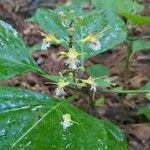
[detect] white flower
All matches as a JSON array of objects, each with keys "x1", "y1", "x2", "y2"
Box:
[
  {"x1": 82, "y1": 77, "x2": 97, "y2": 92},
  {"x1": 64, "y1": 58, "x2": 80, "y2": 69},
  {"x1": 80, "y1": 33, "x2": 101, "y2": 51},
  {"x1": 60, "y1": 113, "x2": 73, "y2": 129},
  {"x1": 41, "y1": 40, "x2": 50, "y2": 50},
  {"x1": 55, "y1": 87, "x2": 66, "y2": 96},
  {"x1": 55, "y1": 79, "x2": 69, "y2": 97},
  {"x1": 59, "y1": 48, "x2": 81, "y2": 70},
  {"x1": 90, "y1": 83, "x2": 97, "y2": 92},
  {"x1": 40, "y1": 32, "x2": 62, "y2": 50},
  {"x1": 89, "y1": 40, "x2": 101, "y2": 51}
]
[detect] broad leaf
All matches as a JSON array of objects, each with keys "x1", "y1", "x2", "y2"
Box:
[
  {"x1": 35, "y1": 8, "x2": 67, "y2": 40},
  {"x1": 74, "y1": 9, "x2": 127, "y2": 58},
  {"x1": 0, "y1": 20, "x2": 38, "y2": 80},
  {"x1": 132, "y1": 40, "x2": 150, "y2": 52},
  {"x1": 95, "y1": 78, "x2": 112, "y2": 88},
  {"x1": 87, "y1": 64, "x2": 109, "y2": 78},
  {"x1": 92, "y1": 0, "x2": 144, "y2": 14},
  {"x1": 56, "y1": 0, "x2": 92, "y2": 16},
  {"x1": 0, "y1": 88, "x2": 127, "y2": 149},
  {"x1": 120, "y1": 12, "x2": 150, "y2": 25}
]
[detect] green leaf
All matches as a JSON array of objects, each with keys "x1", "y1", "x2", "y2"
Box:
[
  {"x1": 87, "y1": 64, "x2": 109, "y2": 78},
  {"x1": 95, "y1": 78, "x2": 112, "y2": 87},
  {"x1": 0, "y1": 20, "x2": 38, "y2": 80},
  {"x1": 74, "y1": 9, "x2": 127, "y2": 58},
  {"x1": 141, "y1": 81, "x2": 150, "y2": 90},
  {"x1": 0, "y1": 87, "x2": 127, "y2": 149},
  {"x1": 35, "y1": 8, "x2": 67, "y2": 40},
  {"x1": 92, "y1": 0, "x2": 144, "y2": 14},
  {"x1": 132, "y1": 40, "x2": 150, "y2": 52},
  {"x1": 120, "y1": 12, "x2": 150, "y2": 25},
  {"x1": 95, "y1": 97, "x2": 105, "y2": 107},
  {"x1": 137, "y1": 105, "x2": 150, "y2": 122},
  {"x1": 146, "y1": 93, "x2": 150, "y2": 101},
  {"x1": 28, "y1": 43, "x2": 42, "y2": 54},
  {"x1": 56, "y1": 0, "x2": 92, "y2": 16}
]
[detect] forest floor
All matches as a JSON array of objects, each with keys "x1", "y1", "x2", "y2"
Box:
[{"x1": 0, "y1": 0, "x2": 150, "y2": 149}]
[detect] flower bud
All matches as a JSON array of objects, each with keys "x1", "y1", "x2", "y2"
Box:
[
  {"x1": 69, "y1": 27, "x2": 75, "y2": 36},
  {"x1": 77, "y1": 16, "x2": 84, "y2": 26},
  {"x1": 69, "y1": 10, "x2": 74, "y2": 16},
  {"x1": 59, "y1": 11, "x2": 67, "y2": 27}
]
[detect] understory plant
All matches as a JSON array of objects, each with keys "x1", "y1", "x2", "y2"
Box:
[{"x1": 0, "y1": 0, "x2": 150, "y2": 149}]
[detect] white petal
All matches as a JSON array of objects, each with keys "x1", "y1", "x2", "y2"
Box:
[
  {"x1": 60, "y1": 121, "x2": 73, "y2": 130},
  {"x1": 64, "y1": 59, "x2": 80, "y2": 70},
  {"x1": 55, "y1": 88, "x2": 65, "y2": 96},
  {"x1": 90, "y1": 85, "x2": 97, "y2": 92},
  {"x1": 90, "y1": 40, "x2": 101, "y2": 51},
  {"x1": 41, "y1": 41, "x2": 50, "y2": 50}
]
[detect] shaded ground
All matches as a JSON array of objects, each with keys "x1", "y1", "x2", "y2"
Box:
[{"x1": 0, "y1": 0, "x2": 150, "y2": 149}]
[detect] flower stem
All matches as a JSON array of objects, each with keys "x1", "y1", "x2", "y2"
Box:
[{"x1": 80, "y1": 26, "x2": 85, "y2": 77}]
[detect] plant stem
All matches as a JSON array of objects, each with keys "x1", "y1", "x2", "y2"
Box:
[
  {"x1": 80, "y1": 26, "x2": 85, "y2": 77},
  {"x1": 68, "y1": 20, "x2": 74, "y2": 48},
  {"x1": 102, "y1": 89, "x2": 150, "y2": 94},
  {"x1": 92, "y1": 91, "x2": 96, "y2": 104},
  {"x1": 124, "y1": 39, "x2": 133, "y2": 89},
  {"x1": 130, "y1": 35, "x2": 150, "y2": 41}
]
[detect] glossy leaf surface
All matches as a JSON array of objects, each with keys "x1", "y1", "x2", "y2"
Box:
[
  {"x1": 35, "y1": 8, "x2": 67, "y2": 40},
  {"x1": 92, "y1": 0, "x2": 144, "y2": 14},
  {"x1": 0, "y1": 20, "x2": 37, "y2": 80},
  {"x1": 35, "y1": 7, "x2": 127, "y2": 59},
  {"x1": 0, "y1": 88, "x2": 127, "y2": 149},
  {"x1": 74, "y1": 9, "x2": 127, "y2": 58}
]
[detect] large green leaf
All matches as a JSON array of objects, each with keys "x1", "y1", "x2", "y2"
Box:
[
  {"x1": 0, "y1": 88, "x2": 127, "y2": 149},
  {"x1": 0, "y1": 20, "x2": 38, "y2": 80},
  {"x1": 92, "y1": 0, "x2": 144, "y2": 14},
  {"x1": 74, "y1": 9, "x2": 127, "y2": 58},
  {"x1": 56, "y1": 0, "x2": 92, "y2": 16},
  {"x1": 35, "y1": 7, "x2": 127, "y2": 59},
  {"x1": 35, "y1": 8, "x2": 67, "y2": 40}
]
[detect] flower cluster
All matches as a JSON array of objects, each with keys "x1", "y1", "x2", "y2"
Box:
[
  {"x1": 60, "y1": 113, "x2": 73, "y2": 129},
  {"x1": 55, "y1": 79, "x2": 69, "y2": 97},
  {"x1": 80, "y1": 33, "x2": 101, "y2": 51},
  {"x1": 41, "y1": 32, "x2": 62, "y2": 50},
  {"x1": 81, "y1": 77, "x2": 97, "y2": 92},
  {"x1": 59, "y1": 48, "x2": 80, "y2": 70}
]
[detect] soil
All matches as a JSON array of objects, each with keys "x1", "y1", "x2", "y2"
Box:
[{"x1": 0, "y1": 0, "x2": 150, "y2": 149}]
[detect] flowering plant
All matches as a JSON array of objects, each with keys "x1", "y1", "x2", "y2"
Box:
[{"x1": 0, "y1": 0, "x2": 150, "y2": 149}]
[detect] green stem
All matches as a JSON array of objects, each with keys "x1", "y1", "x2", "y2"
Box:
[
  {"x1": 102, "y1": 89, "x2": 150, "y2": 94},
  {"x1": 33, "y1": 67, "x2": 150, "y2": 95},
  {"x1": 80, "y1": 26, "x2": 85, "y2": 77}
]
